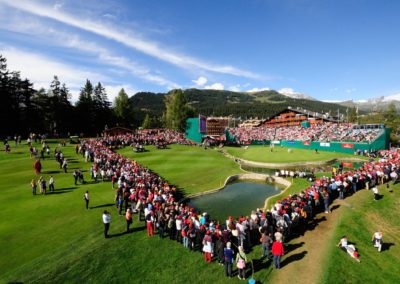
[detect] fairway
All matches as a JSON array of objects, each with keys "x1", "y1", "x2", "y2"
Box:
[{"x1": 225, "y1": 146, "x2": 363, "y2": 164}]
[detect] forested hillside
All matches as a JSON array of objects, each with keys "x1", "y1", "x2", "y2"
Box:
[{"x1": 130, "y1": 88, "x2": 352, "y2": 120}]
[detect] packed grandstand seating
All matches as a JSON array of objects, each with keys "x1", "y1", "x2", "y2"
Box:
[{"x1": 228, "y1": 122, "x2": 383, "y2": 144}]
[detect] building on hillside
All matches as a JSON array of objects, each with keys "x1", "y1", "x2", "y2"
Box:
[{"x1": 262, "y1": 107, "x2": 337, "y2": 128}]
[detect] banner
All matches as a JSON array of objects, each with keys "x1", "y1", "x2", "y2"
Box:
[
  {"x1": 302, "y1": 141, "x2": 311, "y2": 146},
  {"x1": 342, "y1": 162, "x2": 353, "y2": 168},
  {"x1": 199, "y1": 114, "x2": 207, "y2": 133},
  {"x1": 272, "y1": 140, "x2": 280, "y2": 144},
  {"x1": 287, "y1": 140, "x2": 295, "y2": 144},
  {"x1": 320, "y1": 142, "x2": 331, "y2": 147},
  {"x1": 342, "y1": 143, "x2": 354, "y2": 149}
]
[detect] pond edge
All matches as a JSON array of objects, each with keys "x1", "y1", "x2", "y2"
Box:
[{"x1": 183, "y1": 173, "x2": 291, "y2": 210}]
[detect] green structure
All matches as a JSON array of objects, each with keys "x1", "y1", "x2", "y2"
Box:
[
  {"x1": 301, "y1": 121, "x2": 311, "y2": 128},
  {"x1": 185, "y1": 118, "x2": 203, "y2": 143}
]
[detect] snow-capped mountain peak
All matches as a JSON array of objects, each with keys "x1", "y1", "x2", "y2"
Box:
[{"x1": 278, "y1": 88, "x2": 315, "y2": 100}]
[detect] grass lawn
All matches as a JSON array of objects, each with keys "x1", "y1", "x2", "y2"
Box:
[
  {"x1": 1, "y1": 141, "x2": 398, "y2": 283},
  {"x1": 0, "y1": 142, "x2": 274, "y2": 283},
  {"x1": 225, "y1": 146, "x2": 364, "y2": 164},
  {"x1": 118, "y1": 145, "x2": 242, "y2": 195},
  {"x1": 322, "y1": 184, "x2": 400, "y2": 283}
]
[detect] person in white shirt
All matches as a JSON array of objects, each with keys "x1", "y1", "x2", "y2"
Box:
[
  {"x1": 372, "y1": 186, "x2": 379, "y2": 200},
  {"x1": 84, "y1": 191, "x2": 89, "y2": 209},
  {"x1": 102, "y1": 210, "x2": 111, "y2": 238},
  {"x1": 49, "y1": 176, "x2": 55, "y2": 192},
  {"x1": 372, "y1": 230, "x2": 383, "y2": 252}
]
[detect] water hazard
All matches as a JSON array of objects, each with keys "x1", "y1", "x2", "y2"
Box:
[{"x1": 188, "y1": 181, "x2": 280, "y2": 222}]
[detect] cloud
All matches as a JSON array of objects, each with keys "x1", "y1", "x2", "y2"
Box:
[
  {"x1": 0, "y1": 0, "x2": 262, "y2": 79},
  {"x1": 246, "y1": 87, "x2": 270, "y2": 93},
  {"x1": 53, "y1": 1, "x2": 64, "y2": 11},
  {"x1": 192, "y1": 76, "x2": 208, "y2": 87},
  {"x1": 345, "y1": 88, "x2": 356, "y2": 93},
  {"x1": 0, "y1": 16, "x2": 180, "y2": 89},
  {"x1": 1, "y1": 46, "x2": 106, "y2": 94},
  {"x1": 204, "y1": 83, "x2": 224, "y2": 90},
  {"x1": 229, "y1": 85, "x2": 241, "y2": 92},
  {"x1": 105, "y1": 85, "x2": 139, "y2": 103}
]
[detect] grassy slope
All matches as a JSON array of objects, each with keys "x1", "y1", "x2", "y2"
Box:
[
  {"x1": 322, "y1": 185, "x2": 400, "y2": 283},
  {"x1": 1, "y1": 142, "x2": 275, "y2": 283},
  {"x1": 117, "y1": 145, "x2": 242, "y2": 195},
  {"x1": 225, "y1": 146, "x2": 363, "y2": 163}
]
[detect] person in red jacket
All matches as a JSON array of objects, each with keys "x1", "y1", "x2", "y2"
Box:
[
  {"x1": 272, "y1": 240, "x2": 284, "y2": 269},
  {"x1": 33, "y1": 159, "x2": 42, "y2": 175}
]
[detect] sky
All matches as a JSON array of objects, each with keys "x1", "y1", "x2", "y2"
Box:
[{"x1": 0, "y1": 0, "x2": 399, "y2": 102}]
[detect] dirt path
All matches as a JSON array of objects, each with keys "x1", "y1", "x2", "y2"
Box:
[{"x1": 266, "y1": 198, "x2": 351, "y2": 284}]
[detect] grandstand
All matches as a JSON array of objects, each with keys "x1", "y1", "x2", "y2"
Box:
[
  {"x1": 226, "y1": 122, "x2": 390, "y2": 154},
  {"x1": 223, "y1": 107, "x2": 390, "y2": 153}
]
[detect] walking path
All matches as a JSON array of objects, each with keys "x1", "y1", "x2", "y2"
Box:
[{"x1": 266, "y1": 198, "x2": 350, "y2": 284}]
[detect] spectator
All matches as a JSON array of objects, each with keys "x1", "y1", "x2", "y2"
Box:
[
  {"x1": 372, "y1": 230, "x2": 383, "y2": 252},
  {"x1": 33, "y1": 159, "x2": 41, "y2": 175},
  {"x1": 236, "y1": 246, "x2": 247, "y2": 280},
  {"x1": 125, "y1": 208, "x2": 133, "y2": 232},
  {"x1": 49, "y1": 176, "x2": 55, "y2": 192},
  {"x1": 272, "y1": 240, "x2": 284, "y2": 269},
  {"x1": 224, "y1": 242, "x2": 234, "y2": 278},
  {"x1": 31, "y1": 179, "x2": 37, "y2": 195},
  {"x1": 84, "y1": 191, "x2": 89, "y2": 209},
  {"x1": 372, "y1": 186, "x2": 379, "y2": 201},
  {"x1": 102, "y1": 210, "x2": 111, "y2": 238}
]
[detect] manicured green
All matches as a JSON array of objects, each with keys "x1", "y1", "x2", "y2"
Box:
[
  {"x1": 118, "y1": 145, "x2": 242, "y2": 195},
  {"x1": 225, "y1": 146, "x2": 364, "y2": 163},
  {"x1": 322, "y1": 184, "x2": 400, "y2": 283}
]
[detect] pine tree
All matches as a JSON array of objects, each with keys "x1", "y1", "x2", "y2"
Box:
[
  {"x1": 141, "y1": 113, "x2": 151, "y2": 129},
  {"x1": 114, "y1": 88, "x2": 134, "y2": 127},
  {"x1": 76, "y1": 79, "x2": 95, "y2": 134},
  {"x1": 164, "y1": 89, "x2": 192, "y2": 131}
]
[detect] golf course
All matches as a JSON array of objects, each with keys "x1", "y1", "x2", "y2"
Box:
[{"x1": 1, "y1": 141, "x2": 399, "y2": 283}]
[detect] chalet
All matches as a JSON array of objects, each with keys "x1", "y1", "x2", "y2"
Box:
[{"x1": 263, "y1": 107, "x2": 338, "y2": 128}]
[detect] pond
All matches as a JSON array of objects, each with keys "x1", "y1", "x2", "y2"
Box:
[{"x1": 188, "y1": 181, "x2": 281, "y2": 222}]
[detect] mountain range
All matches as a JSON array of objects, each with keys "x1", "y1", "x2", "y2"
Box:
[
  {"x1": 278, "y1": 90, "x2": 400, "y2": 113},
  {"x1": 129, "y1": 88, "x2": 355, "y2": 121}
]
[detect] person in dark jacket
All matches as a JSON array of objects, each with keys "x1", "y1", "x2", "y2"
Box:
[{"x1": 223, "y1": 242, "x2": 234, "y2": 278}]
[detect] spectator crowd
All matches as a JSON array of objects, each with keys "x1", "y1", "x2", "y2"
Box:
[
  {"x1": 80, "y1": 130, "x2": 398, "y2": 279},
  {"x1": 228, "y1": 123, "x2": 383, "y2": 144}
]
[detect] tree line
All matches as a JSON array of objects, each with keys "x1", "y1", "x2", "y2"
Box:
[{"x1": 0, "y1": 55, "x2": 137, "y2": 137}]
